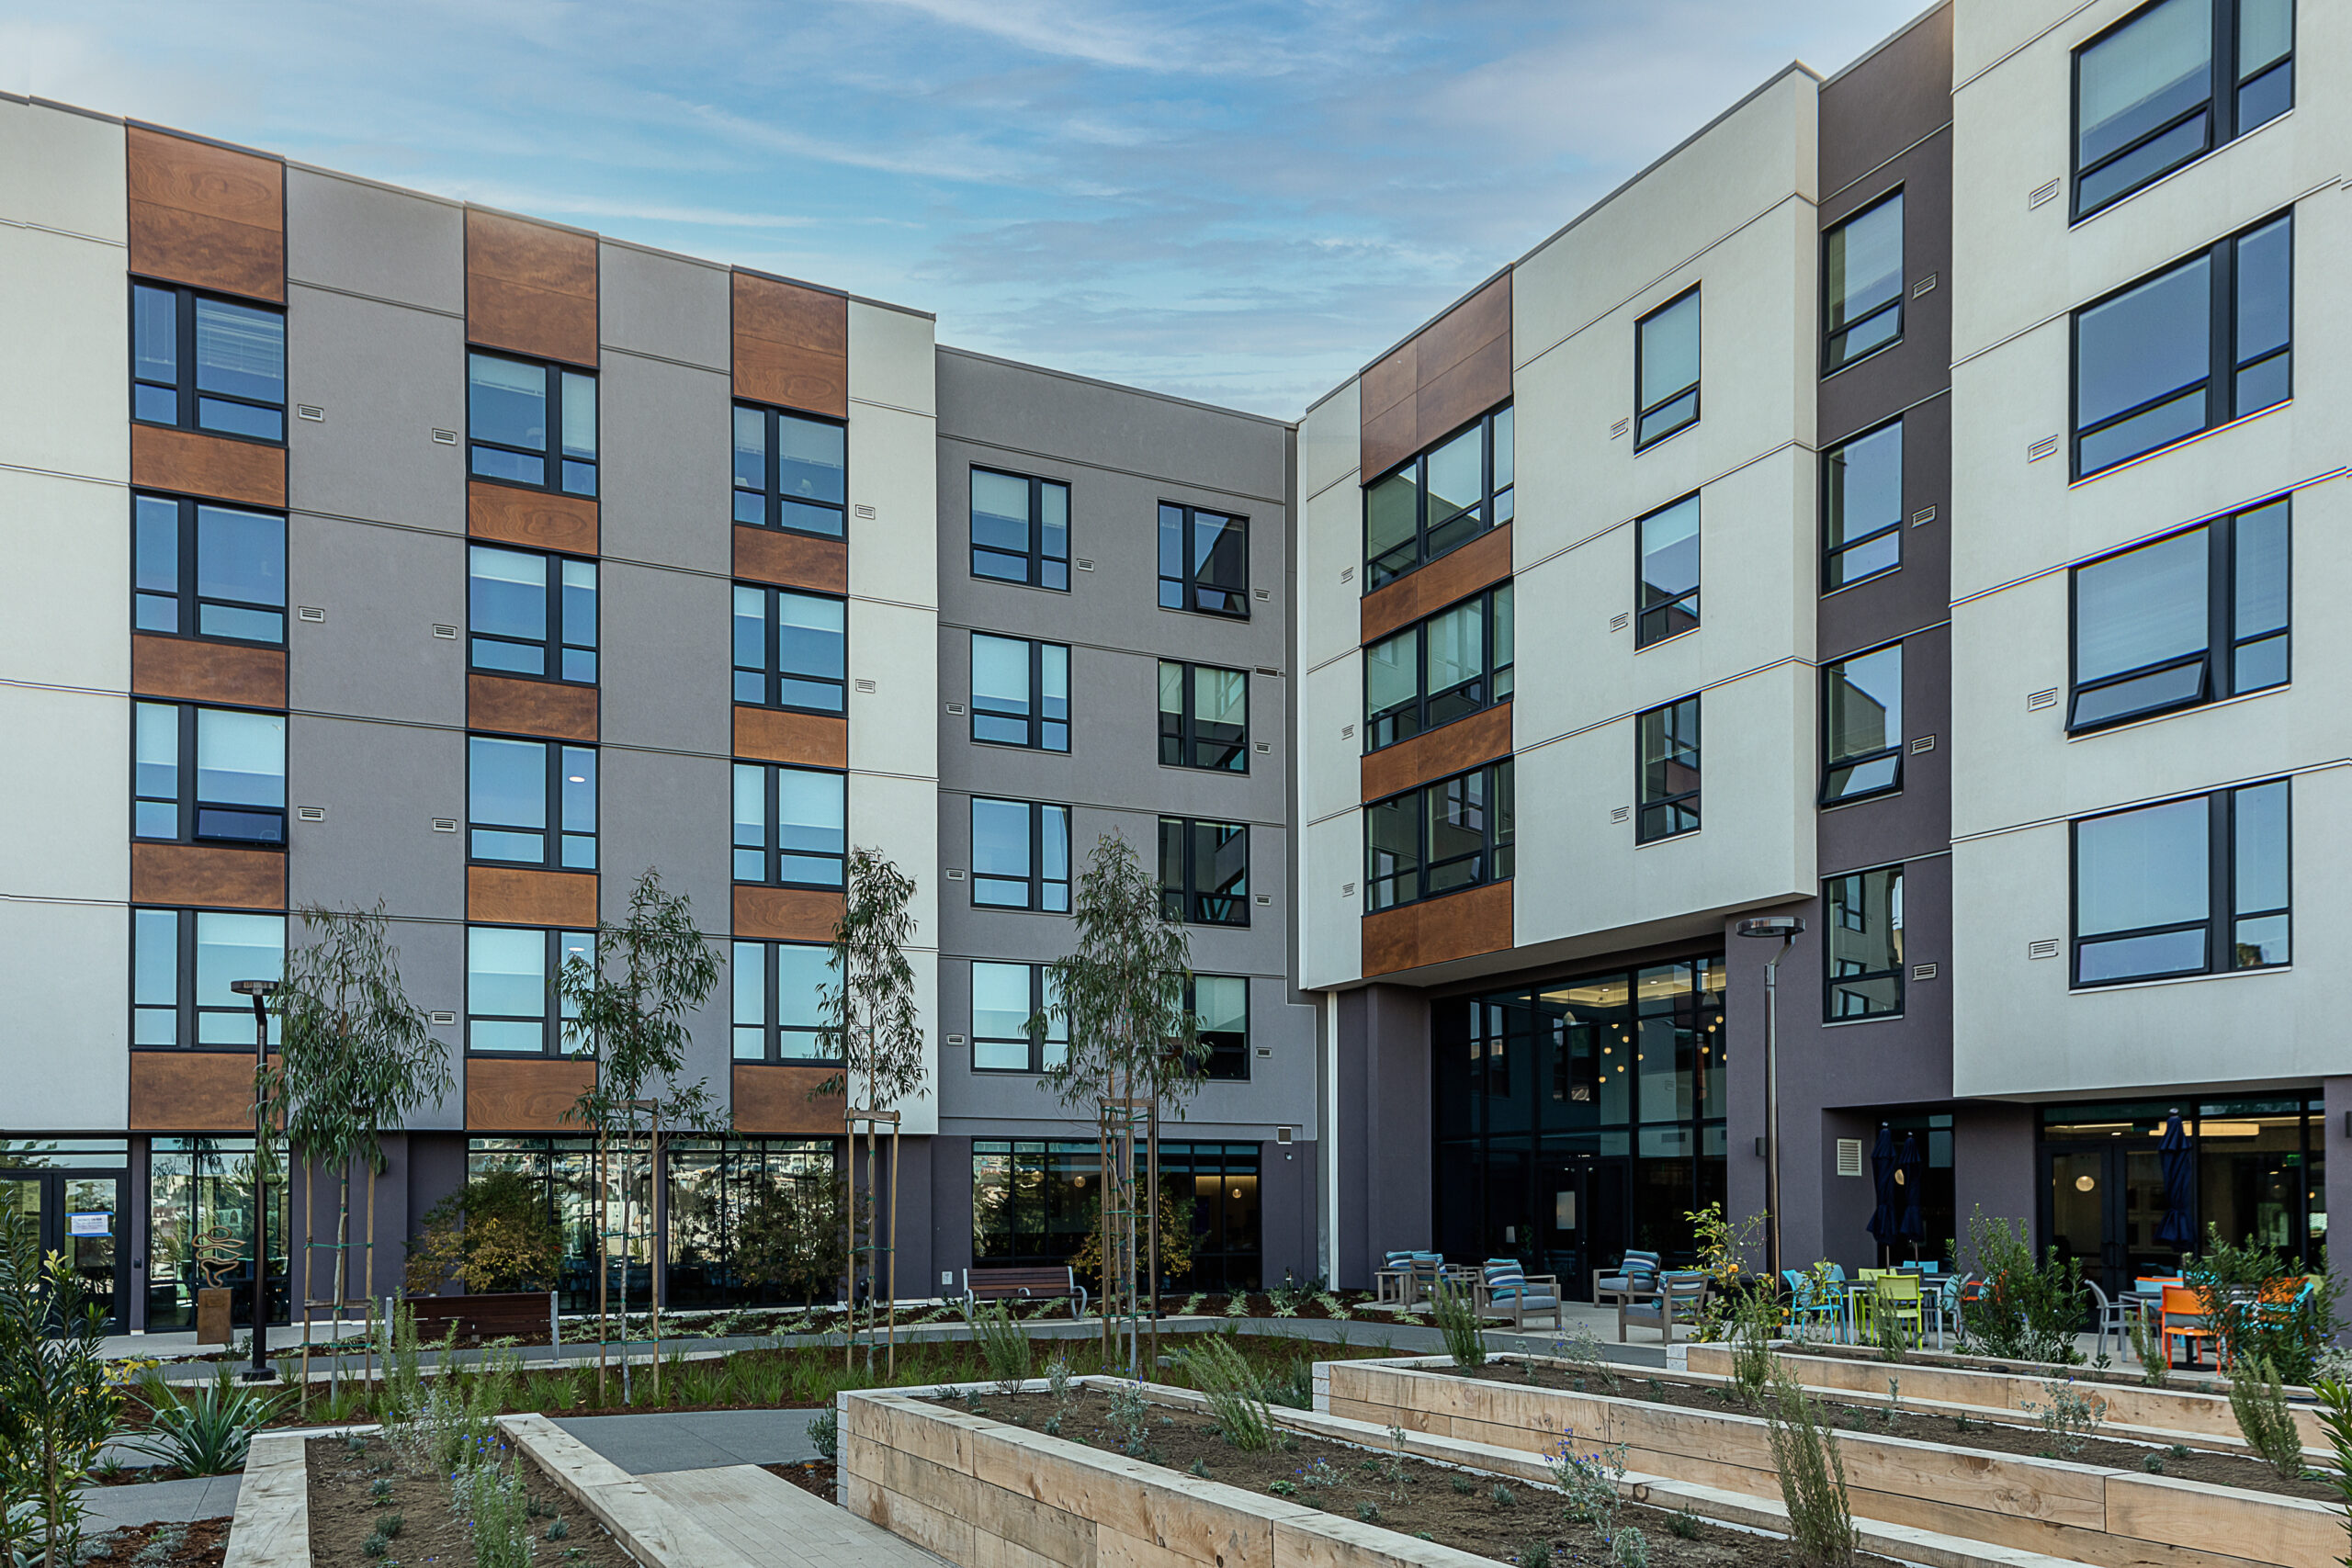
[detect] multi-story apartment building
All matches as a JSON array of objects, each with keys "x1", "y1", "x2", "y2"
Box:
[{"x1": 4, "y1": 0, "x2": 2340, "y2": 1331}]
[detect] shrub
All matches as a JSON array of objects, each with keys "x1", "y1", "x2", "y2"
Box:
[
  {"x1": 2020, "y1": 1374, "x2": 2108, "y2": 1461},
  {"x1": 1762, "y1": 1368, "x2": 1856, "y2": 1567},
  {"x1": 1183, "y1": 1335, "x2": 1275, "y2": 1452},
  {"x1": 1730, "y1": 1289, "x2": 1778, "y2": 1406},
  {"x1": 124, "y1": 1367, "x2": 287, "y2": 1476},
  {"x1": 1106, "y1": 1378, "x2": 1151, "y2": 1457},
  {"x1": 1044, "y1": 1354, "x2": 1072, "y2": 1405},
  {"x1": 1517, "y1": 1540, "x2": 1548, "y2": 1568},
  {"x1": 1265, "y1": 1353, "x2": 1314, "y2": 1411},
  {"x1": 404, "y1": 1170, "x2": 562, "y2": 1294},
  {"x1": 1545, "y1": 1430, "x2": 1625, "y2": 1537},
  {"x1": 1430, "y1": 1280, "x2": 1487, "y2": 1369},
  {"x1": 463, "y1": 1454, "x2": 535, "y2": 1568},
  {"x1": 2312, "y1": 1377, "x2": 2352, "y2": 1562},
  {"x1": 2228, "y1": 1356, "x2": 2305, "y2": 1481},
  {"x1": 1611, "y1": 1525, "x2": 1648, "y2": 1568},
  {"x1": 2126, "y1": 1314, "x2": 2169, "y2": 1387},
  {"x1": 807, "y1": 1406, "x2": 839, "y2": 1461},
  {"x1": 0, "y1": 1213, "x2": 123, "y2": 1568},
  {"x1": 2185, "y1": 1230, "x2": 2340, "y2": 1386},
  {"x1": 969, "y1": 1302, "x2": 1033, "y2": 1395},
  {"x1": 734, "y1": 1171, "x2": 851, "y2": 1307},
  {"x1": 1953, "y1": 1208, "x2": 2083, "y2": 1365},
  {"x1": 1556, "y1": 1326, "x2": 1621, "y2": 1393}
]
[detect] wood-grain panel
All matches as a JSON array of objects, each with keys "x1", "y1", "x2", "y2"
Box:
[
  {"x1": 131, "y1": 424, "x2": 287, "y2": 509},
  {"x1": 464, "y1": 1056, "x2": 596, "y2": 1133},
  {"x1": 468, "y1": 480, "x2": 598, "y2": 555},
  {"x1": 468, "y1": 673, "x2": 598, "y2": 742},
  {"x1": 1417, "y1": 334, "x2": 1514, "y2": 449},
  {"x1": 1360, "y1": 270, "x2": 1510, "y2": 482},
  {"x1": 131, "y1": 635, "x2": 286, "y2": 707},
  {"x1": 126, "y1": 127, "x2": 285, "y2": 302},
  {"x1": 465, "y1": 210, "x2": 597, "y2": 367},
  {"x1": 732, "y1": 272, "x2": 848, "y2": 417},
  {"x1": 734, "y1": 886, "x2": 845, "y2": 942},
  {"x1": 468, "y1": 866, "x2": 598, "y2": 928},
  {"x1": 1360, "y1": 525, "x2": 1511, "y2": 645},
  {"x1": 131, "y1": 843, "x2": 286, "y2": 910},
  {"x1": 731, "y1": 1065, "x2": 847, "y2": 1136},
  {"x1": 1362, "y1": 880, "x2": 1512, "y2": 978},
  {"x1": 130, "y1": 1050, "x2": 278, "y2": 1132},
  {"x1": 1361, "y1": 702, "x2": 1511, "y2": 803},
  {"x1": 734, "y1": 524, "x2": 848, "y2": 594},
  {"x1": 733, "y1": 707, "x2": 849, "y2": 769}
]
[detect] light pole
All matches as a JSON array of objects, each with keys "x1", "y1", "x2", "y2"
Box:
[
  {"x1": 1736, "y1": 916, "x2": 1804, "y2": 1285},
  {"x1": 231, "y1": 978, "x2": 278, "y2": 1382}
]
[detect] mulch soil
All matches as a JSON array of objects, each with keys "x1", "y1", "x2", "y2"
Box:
[
  {"x1": 1464, "y1": 1361, "x2": 2336, "y2": 1502},
  {"x1": 933, "y1": 1388, "x2": 1900, "y2": 1568},
  {"x1": 304, "y1": 1433, "x2": 638, "y2": 1568},
  {"x1": 78, "y1": 1517, "x2": 229, "y2": 1568},
  {"x1": 763, "y1": 1460, "x2": 838, "y2": 1498}
]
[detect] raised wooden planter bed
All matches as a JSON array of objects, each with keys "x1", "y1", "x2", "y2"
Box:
[{"x1": 1322, "y1": 1356, "x2": 2341, "y2": 1568}]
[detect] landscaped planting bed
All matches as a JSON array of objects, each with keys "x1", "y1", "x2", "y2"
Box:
[
  {"x1": 304, "y1": 1431, "x2": 635, "y2": 1568},
  {"x1": 78, "y1": 1518, "x2": 229, "y2": 1568}
]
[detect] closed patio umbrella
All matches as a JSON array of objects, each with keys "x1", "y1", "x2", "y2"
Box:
[
  {"x1": 1866, "y1": 1124, "x2": 1897, "y2": 1252},
  {"x1": 1895, "y1": 1132, "x2": 1926, "y2": 1256},
  {"x1": 2154, "y1": 1111, "x2": 2196, "y2": 1250}
]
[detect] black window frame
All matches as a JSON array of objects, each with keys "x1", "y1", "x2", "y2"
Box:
[
  {"x1": 970, "y1": 468, "x2": 1070, "y2": 591},
  {"x1": 2071, "y1": 0, "x2": 2295, "y2": 222},
  {"x1": 1159, "y1": 502, "x2": 1250, "y2": 617},
  {"x1": 130, "y1": 906, "x2": 287, "y2": 1052},
  {"x1": 732, "y1": 400, "x2": 848, "y2": 539},
  {"x1": 466, "y1": 544, "x2": 598, "y2": 688},
  {"x1": 131, "y1": 491, "x2": 288, "y2": 648},
  {"x1": 468, "y1": 348, "x2": 598, "y2": 498},
  {"x1": 1820, "y1": 640, "x2": 1905, "y2": 807},
  {"x1": 1634, "y1": 493, "x2": 1702, "y2": 648},
  {"x1": 1362, "y1": 760, "x2": 1515, "y2": 914},
  {"x1": 1822, "y1": 418, "x2": 1905, "y2": 592},
  {"x1": 1159, "y1": 660, "x2": 1250, "y2": 773},
  {"x1": 1159, "y1": 817, "x2": 1251, "y2": 927},
  {"x1": 1825, "y1": 863, "x2": 1905, "y2": 1021},
  {"x1": 1634, "y1": 288, "x2": 1702, "y2": 450},
  {"x1": 2070, "y1": 209, "x2": 2291, "y2": 480},
  {"x1": 466, "y1": 733, "x2": 597, "y2": 873},
  {"x1": 1183, "y1": 973, "x2": 1251, "y2": 1081},
  {"x1": 1636, "y1": 695, "x2": 1702, "y2": 844},
  {"x1": 731, "y1": 581, "x2": 848, "y2": 715},
  {"x1": 2070, "y1": 779, "x2": 2290, "y2": 987},
  {"x1": 1821, "y1": 189, "x2": 1905, "y2": 374},
  {"x1": 1362, "y1": 583, "x2": 1513, "y2": 753},
  {"x1": 731, "y1": 939, "x2": 839, "y2": 1064},
  {"x1": 464, "y1": 925, "x2": 596, "y2": 1057},
  {"x1": 969, "y1": 633, "x2": 1070, "y2": 752},
  {"x1": 2066, "y1": 499, "x2": 2290, "y2": 733},
  {"x1": 1362, "y1": 405, "x2": 1513, "y2": 591},
  {"x1": 731, "y1": 761, "x2": 849, "y2": 890},
  {"x1": 131, "y1": 700, "x2": 288, "y2": 849},
  {"x1": 968, "y1": 796, "x2": 1072, "y2": 912},
  {"x1": 968, "y1": 960, "x2": 1068, "y2": 1074},
  {"x1": 130, "y1": 280, "x2": 288, "y2": 445}
]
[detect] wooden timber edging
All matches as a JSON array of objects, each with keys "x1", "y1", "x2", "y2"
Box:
[
  {"x1": 222, "y1": 1431, "x2": 310, "y2": 1568},
  {"x1": 842, "y1": 1375, "x2": 2130, "y2": 1568},
  {"x1": 499, "y1": 1412, "x2": 751, "y2": 1567},
  {"x1": 1322, "y1": 1356, "x2": 2341, "y2": 1568}
]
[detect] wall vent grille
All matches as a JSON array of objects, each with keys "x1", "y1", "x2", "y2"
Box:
[
  {"x1": 1258, "y1": 1048, "x2": 1275, "y2": 1060},
  {"x1": 295, "y1": 806, "x2": 326, "y2": 823},
  {"x1": 1340, "y1": 724, "x2": 1355, "y2": 740},
  {"x1": 2028, "y1": 435, "x2": 2061, "y2": 462},
  {"x1": 1610, "y1": 418, "x2": 1630, "y2": 440},
  {"x1": 1253, "y1": 894, "x2": 1272, "y2": 906},
  {"x1": 944, "y1": 868, "x2": 967, "y2": 880},
  {"x1": 429, "y1": 1011, "x2": 457, "y2": 1027},
  {"x1": 297, "y1": 606, "x2": 326, "y2": 623},
  {"x1": 1253, "y1": 587, "x2": 1271, "y2": 601},
  {"x1": 296, "y1": 404, "x2": 325, "y2": 422},
  {"x1": 1910, "y1": 963, "x2": 1939, "y2": 982},
  {"x1": 2027, "y1": 688, "x2": 2060, "y2": 712},
  {"x1": 945, "y1": 1034, "x2": 967, "y2": 1046},
  {"x1": 1274, "y1": 1125, "x2": 1293, "y2": 1143},
  {"x1": 431, "y1": 818, "x2": 458, "y2": 833},
  {"x1": 1340, "y1": 566, "x2": 1354, "y2": 584},
  {"x1": 854, "y1": 677, "x2": 877, "y2": 694},
  {"x1": 1911, "y1": 505, "x2": 1938, "y2": 526},
  {"x1": 1609, "y1": 613, "x2": 1630, "y2": 633},
  {"x1": 1253, "y1": 740, "x2": 1272, "y2": 753},
  {"x1": 432, "y1": 428, "x2": 458, "y2": 445},
  {"x1": 853, "y1": 503, "x2": 876, "y2": 519},
  {"x1": 1075, "y1": 558, "x2": 1095, "y2": 571},
  {"x1": 2029, "y1": 178, "x2": 2061, "y2": 209},
  {"x1": 431, "y1": 624, "x2": 458, "y2": 639},
  {"x1": 1911, "y1": 274, "x2": 1939, "y2": 298},
  {"x1": 2028, "y1": 939, "x2": 2061, "y2": 961},
  {"x1": 945, "y1": 701, "x2": 967, "y2": 715},
  {"x1": 1611, "y1": 807, "x2": 1630, "y2": 824},
  {"x1": 1909, "y1": 735, "x2": 1937, "y2": 754},
  {"x1": 1341, "y1": 882, "x2": 1356, "y2": 898},
  {"x1": 1837, "y1": 1139, "x2": 1865, "y2": 1177}
]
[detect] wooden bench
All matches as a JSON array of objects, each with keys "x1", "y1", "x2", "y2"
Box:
[
  {"x1": 407, "y1": 1291, "x2": 554, "y2": 1341},
  {"x1": 962, "y1": 1265, "x2": 1088, "y2": 1320}
]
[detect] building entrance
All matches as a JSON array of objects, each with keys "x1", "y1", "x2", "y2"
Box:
[{"x1": 1, "y1": 1167, "x2": 129, "y2": 1330}]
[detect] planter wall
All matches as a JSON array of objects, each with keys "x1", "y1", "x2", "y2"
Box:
[
  {"x1": 222, "y1": 1432, "x2": 310, "y2": 1568},
  {"x1": 1323, "y1": 1358, "x2": 2340, "y2": 1568}
]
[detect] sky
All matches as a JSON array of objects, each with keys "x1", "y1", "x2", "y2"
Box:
[{"x1": 5, "y1": 1, "x2": 1930, "y2": 418}]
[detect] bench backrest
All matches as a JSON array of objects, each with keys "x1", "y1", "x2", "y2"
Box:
[
  {"x1": 408, "y1": 1292, "x2": 548, "y2": 1332},
  {"x1": 967, "y1": 1266, "x2": 1076, "y2": 1296}
]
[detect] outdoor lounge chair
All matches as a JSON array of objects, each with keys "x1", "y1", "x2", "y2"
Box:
[
  {"x1": 1474, "y1": 1258, "x2": 1562, "y2": 1331},
  {"x1": 1618, "y1": 1269, "x2": 1709, "y2": 1345},
  {"x1": 1591, "y1": 1248, "x2": 1662, "y2": 1312}
]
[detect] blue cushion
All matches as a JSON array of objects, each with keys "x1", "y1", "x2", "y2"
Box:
[
  {"x1": 1624, "y1": 1263, "x2": 1658, "y2": 1291},
  {"x1": 1384, "y1": 1252, "x2": 1415, "y2": 1268},
  {"x1": 1516, "y1": 1295, "x2": 1558, "y2": 1310}
]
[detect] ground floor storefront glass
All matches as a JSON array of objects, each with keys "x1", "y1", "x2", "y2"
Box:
[
  {"x1": 147, "y1": 1137, "x2": 288, "y2": 1329},
  {"x1": 1, "y1": 1137, "x2": 133, "y2": 1330},
  {"x1": 972, "y1": 1138, "x2": 1263, "y2": 1292},
  {"x1": 665, "y1": 1138, "x2": 838, "y2": 1308},
  {"x1": 1434, "y1": 958, "x2": 1727, "y2": 1296},
  {"x1": 468, "y1": 1137, "x2": 601, "y2": 1312}
]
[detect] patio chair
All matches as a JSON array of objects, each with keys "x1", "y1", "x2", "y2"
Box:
[
  {"x1": 1781, "y1": 1269, "x2": 1841, "y2": 1339},
  {"x1": 1374, "y1": 1251, "x2": 1417, "y2": 1305},
  {"x1": 1475, "y1": 1258, "x2": 1563, "y2": 1332},
  {"x1": 1871, "y1": 1272, "x2": 1926, "y2": 1349},
  {"x1": 2160, "y1": 1284, "x2": 2215, "y2": 1369},
  {"x1": 1592, "y1": 1248, "x2": 1662, "y2": 1312},
  {"x1": 2084, "y1": 1278, "x2": 2132, "y2": 1361},
  {"x1": 1619, "y1": 1270, "x2": 1710, "y2": 1345},
  {"x1": 1850, "y1": 1268, "x2": 1889, "y2": 1343}
]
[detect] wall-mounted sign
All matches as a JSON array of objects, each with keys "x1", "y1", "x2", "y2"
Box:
[{"x1": 69, "y1": 1212, "x2": 111, "y2": 1236}]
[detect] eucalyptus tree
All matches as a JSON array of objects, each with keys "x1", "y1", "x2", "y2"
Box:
[{"x1": 1037, "y1": 832, "x2": 1209, "y2": 1370}]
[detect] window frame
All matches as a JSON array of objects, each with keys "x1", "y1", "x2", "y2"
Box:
[
  {"x1": 130, "y1": 906, "x2": 287, "y2": 1051},
  {"x1": 1362, "y1": 406, "x2": 1513, "y2": 591},
  {"x1": 1184, "y1": 973, "x2": 1251, "y2": 1081},
  {"x1": 732, "y1": 401, "x2": 848, "y2": 539},
  {"x1": 132, "y1": 701, "x2": 288, "y2": 849},
  {"x1": 732, "y1": 761, "x2": 849, "y2": 890},
  {"x1": 1159, "y1": 502, "x2": 1251, "y2": 617},
  {"x1": 731, "y1": 940, "x2": 838, "y2": 1063},
  {"x1": 130, "y1": 280, "x2": 288, "y2": 445},
  {"x1": 1824, "y1": 863, "x2": 1905, "y2": 1021},
  {"x1": 968, "y1": 961, "x2": 1069, "y2": 1074},
  {"x1": 465, "y1": 925, "x2": 597, "y2": 1057},
  {"x1": 468, "y1": 545, "x2": 599, "y2": 687},
  {"x1": 731, "y1": 581, "x2": 848, "y2": 715},
  {"x1": 1159, "y1": 816, "x2": 1252, "y2": 927},
  {"x1": 468, "y1": 349, "x2": 598, "y2": 498},
  {"x1": 2069, "y1": 209, "x2": 2292, "y2": 480},
  {"x1": 1159, "y1": 660, "x2": 1251, "y2": 773},
  {"x1": 131, "y1": 491, "x2": 288, "y2": 648},
  {"x1": 1635, "y1": 695, "x2": 1702, "y2": 844},
  {"x1": 2071, "y1": 0, "x2": 2295, "y2": 222},
  {"x1": 969, "y1": 633, "x2": 1070, "y2": 752},
  {"x1": 968, "y1": 796, "x2": 1072, "y2": 912},
  {"x1": 1821, "y1": 418, "x2": 1905, "y2": 592},
  {"x1": 2066, "y1": 499, "x2": 2290, "y2": 733},
  {"x1": 467, "y1": 734, "x2": 597, "y2": 873},
  {"x1": 1820, "y1": 641, "x2": 1905, "y2": 807},
  {"x1": 1634, "y1": 494, "x2": 1702, "y2": 649},
  {"x1": 2069, "y1": 779, "x2": 2290, "y2": 987},
  {"x1": 970, "y1": 468, "x2": 1070, "y2": 591},
  {"x1": 1362, "y1": 583, "x2": 1513, "y2": 753},
  {"x1": 1821, "y1": 189, "x2": 1905, "y2": 374},
  {"x1": 1634, "y1": 288, "x2": 1702, "y2": 451},
  {"x1": 1362, "y1": 760, "x2": 1516, "y2": 913}
]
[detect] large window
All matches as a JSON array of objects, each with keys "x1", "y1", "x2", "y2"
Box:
[
  {"x1": 1363, "y1": 761, "x2": 1514, "y2": 913},
  {"x1": 1826, "y1": 865, "x2": 1904, "y2": 1020},
  {"x1": 2069, "y1": 500, "x2": 2287, "y2": 731},
  {"x1": 1822, "y1": 643, "x2": 1904, "y2": 806},
  {"x1": 131, "y1": 283, "x2": 285, "y2": 442},
  {"x1": 970, "y1": 798, "x2": 1070, "y2": 912},
  {"x1": 130, "y1": 908, "x2": 285, "y2": 1048},
  {"x1": 468, "y1": 736, "x2": 595, "y2": 872},
  {"x1": 972, "y1": 469, "x2": 1069, "y2": 590},
  {"x1": 2074, "y1": 0, "x2": 2294, "y2": 220},
  {"x1": 732, "y1": 585, "x2": 846, "y2": 713},
  {"x1": 1159, "y1": 818, "x2": 1250, "y2": 926},
  {"x1": 732, "y1": 942, "x2": 832, "y2": 1061},
  {"x1": 970, "y1": 633, "x2": 1069, "y2": 751},
  {"x1": 1159, "y1": 503, "x2": 1249, "y2": 615},
  {"x1": 466, "y1": 926, "x2": 594, "y2": 1055},
  {"x1": 970, "y1": 962, "x2": 1067, "y2": 1073},
  {"x1": 969, "y1": 1138, "x2": 1261, "y2": 1289},
  {"x1": 1634, "y1": 289, "x2": 1700, "y2": 449},
  {"x1": 662, "y1": 1137, "x2": 840, "y2": 1309},
  {"x1": 1823, "y1": 421, "x2": 1902, "y2": 591},
  {"x1": 1363, "y1": 407, "x2": 1513, "y2": 590},
  {"x1": 147, "y1": 1136, "x2": 288, "y2": 1328},
  {"x1": 1636, "y1": 697, "x2": 1701, "y2": 843},
  {"x1": 1635, "y1": 495, "x2": 1700, "y2": 647},
  {"x1": 469, "y1": 546, "x2": 597, "y2": 684},
  {"x1": 2074, "y1": 211, "x2": 2290, "y2": 479},
  {"x1": 1363, "y1": 584, "x2": 1512, "y2": 751},
  {"x1": 1185, "y1": 974, "x2": 1250, "y2": 1081},
  {"x1": 733, "y1": 403, "x2": 847, "y2": 537},
  {"x1": 2073, "y1": 779, "x2": 2289, "y2": 986},
  {"x1": 733, "y1": 764, "x2": 847, "y2": 888},
  {"x1": 469, "y1": 351, "x2": 595, "y2": 497},
  {"x1": 1824, "y1": 192, "x2": 1904, "y2": 372},
  {"x1": 132, "y1": 494, "x2": 285, "y2": 645},
  {"x1": 1159, "y1": 662, "x2": 1249, "y2": 772},
  {"x1": 133, "y1": 703, "x2": 286, "y2": 847}
]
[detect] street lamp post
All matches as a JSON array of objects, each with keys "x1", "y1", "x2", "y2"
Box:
[
  {"x1": 1735, "y1": 916, "x2": 1804, "y2": 1285},
  {"x1": 231, "y1": 978, "x2": 278, "y2": 1383}
]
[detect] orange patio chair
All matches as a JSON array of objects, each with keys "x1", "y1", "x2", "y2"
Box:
[{"x1": 2160, "y1": 1284, "x2": 2214, "y2": 1369}]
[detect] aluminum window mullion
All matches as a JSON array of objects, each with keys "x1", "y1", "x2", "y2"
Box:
[
  {"x1": 766, "y1": 409, "x2": 784, "y2": 529},
  {"x1": 175, "y1": 288, "x2": 198, "y2": 430},
  {"x1": 2208, "y1": 232, "x2": 2236, "y2": 432}
]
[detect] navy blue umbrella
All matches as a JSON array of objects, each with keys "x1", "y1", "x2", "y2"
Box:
[
  {"x1": 2154, "y1": 1111, "x2": 2196, "y2": 1250},
  {"x1": 1895, "y1": 1132, "x2": 1926, "y2": 1248},
  {"x1": 1866, "y1": 1124, "x2": 1898, "y2": 1249}
]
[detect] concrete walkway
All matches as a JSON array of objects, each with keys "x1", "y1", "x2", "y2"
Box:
[
  {"x1": 77, "y1": 1473, "x2": 246, "y2": 1530},
  {"x1": 557, "y1": 1407, "x2": 826, "y2": 1473}
]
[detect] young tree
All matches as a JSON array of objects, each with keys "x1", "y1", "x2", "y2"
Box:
[
  {"x1": 1038, "y1": 832, "x2": 1210, "y2": 1370},
  {"x1": 559, "y1": 867, "x2": 723, "y2": 1405},
  {"x1": 0, "y1": 1212, "x2": 122, "y2": 1568}
]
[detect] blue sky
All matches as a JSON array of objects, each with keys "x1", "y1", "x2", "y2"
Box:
[{"x1": 6, "y1": 1, "x2": 1929, "y2": 416}]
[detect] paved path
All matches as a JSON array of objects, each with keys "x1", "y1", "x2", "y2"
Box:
[
  {"x1": 639, "y1": 1464, "x2": 931, "y2": 1568},
  {"x1": 557, "y1": 1407, "x2": 825, "y2": 1473},
  {"x1": 77, "y1": 1474, "x2": 246, "y2": 1530}
]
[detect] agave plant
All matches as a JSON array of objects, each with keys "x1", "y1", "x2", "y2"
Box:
[{"x1": 121, "y1": 1368, "x2": 288, "y2": 1475}]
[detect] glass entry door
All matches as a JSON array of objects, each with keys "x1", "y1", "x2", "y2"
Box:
[
  {"x1": 0, "y1": 1168, "x2": 129, "y2": 1330},
  {"x1": 2042, "y1": 1143, "x2": 2174, "y2": 1300}
]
